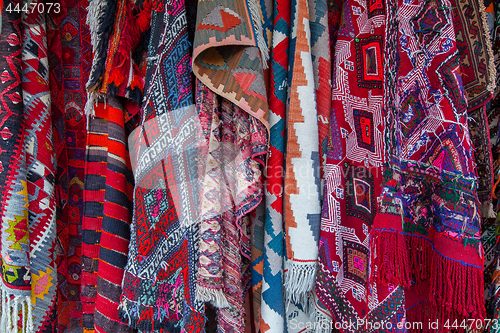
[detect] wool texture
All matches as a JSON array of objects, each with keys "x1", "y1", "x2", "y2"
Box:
[
  {"x1": 0, "y1": 1, "x2": 32, "y2": 332},
  {"x1": 196, "y1": 80, "x2": 267, "y2": 332},
  {"x1": 257, "y1": 0, "x2": 290, "y2": 329},
  {"x1": 47, "y1": 1, "x2": 91, "y2": 331},
  {"x1": 118, "y1": 0, "x2": 205, "y2": 331},
  {"x1": 192, "y1": 0, "x2": 270, "y2": 129},
  {"x1": 21, "y1": 1, "x2": 58, "y2": 331},
  {"x1": 283, "y1": 0, "x2": 322, "y2": 309}
]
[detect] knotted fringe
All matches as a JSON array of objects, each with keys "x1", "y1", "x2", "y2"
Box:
[
  {"x1": 479, "y1": 200, "x2": 496, "y2": 219},
  {"x1": 370, "y1": 229, "x2": 411, "y2": 287},
  {"x1": 284, "y1": 261, "x2": 317, "y2": 305},
  {"x1": 0, "y1": 291, "x2": 33, "y2": 333},
  {"x1": 195, "y1": 285, "x2": 230, "y2": 308},
  {"x1": 406, "y1": 300, "x2": 433, "y2": 333},
  {"x1": 310, "y1": 307, "x2": 333, "y2": 333},
  {"x1": 430, "y1": 252, "x2": 485, "y2": 330},
  {"x1": 118, "y1": 297, "x2": 181, "y2": 333},
  {"x1": 406, "y1": 235, "x2": 432, "y2": 291},
  {"x1": 246, "y1": 0, "x2": 270, "y2": 69}
]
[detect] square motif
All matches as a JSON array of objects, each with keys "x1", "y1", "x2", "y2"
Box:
[
  {"x1": 343, "y1": 240, "x2": 369, "y2": 284},
  {"x1": 355, "y1": 37, "x2": 383, "y2": 89},
  {"x1": 353, "y1": 109, "x2": 375, "y2": 152}
]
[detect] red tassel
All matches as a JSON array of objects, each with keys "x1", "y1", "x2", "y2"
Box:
[
  {"x1": 406, "y1": 235, "x2": 432, "y2": 292},
  {"x1": 370, "y1": 229, "x2": 411, "y2": 287},
  {"x1": 429, "y1": 252, "x2": 485, "y2": 332},
  {"x1": 406, "y1": 300, "x2": 434, "y2": 333}
]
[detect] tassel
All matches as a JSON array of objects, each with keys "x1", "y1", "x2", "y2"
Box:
[
  {"x1": 284, "y1": 261, "x2": 317, "y2": 305},
  {"x1": 429, "y1": 251, "x2": 485, "y2": 331},
  {"x1": 370, "y1": 229, "x2": 411, "y2": 287},
  {"x1": 195, "y1": 286, "x2": 230, "y2": 308},
  {"x1": 406, "y1": 300, "x2": 433, "y2": 333}
]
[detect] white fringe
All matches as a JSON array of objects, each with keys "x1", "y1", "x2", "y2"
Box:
[
  {"x1": 479, "y1": 200, "x2": 496, "y2": 219},
  {"x1": 247, "y1": 0, "x2": 270, "y2": 69},
  {"x1": 478, "y1": 0, "x2": 497, "y2": 93},
  {"x1": 284, "y1": 261, "x2": 317, "y2": 304},
  {"x1": 195, "y1": 285, "x2": 230, "y2": 308},
  {"x1": 0, "y1": 292, "x2": 32, "y2": 333},
  {"x1": 310, "y1": 307, "x2": 333, "y2": 333}
]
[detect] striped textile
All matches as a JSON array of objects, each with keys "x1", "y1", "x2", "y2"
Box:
[
  {"x1": 82, "y1": 101, "x2": 109, "y2": 333},
  {"x1": 94, "y1": 99, "x2": 135, "y2": 333}
]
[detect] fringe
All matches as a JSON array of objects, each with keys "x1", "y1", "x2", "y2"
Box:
[
  {"x1": 195, "y1": 285, "x2": 230, "y2": 308},
  {"x1": 310, "y1": 307, "x2": 333, "y2": 333},
  {"x1": 406, "y1": 300, "x2": 433, "y2": 333},
  {"x1": 246, "y1": 0, "x2": 270, "y2": 69},
  {"x1": 284, "y1": 261, "x2": 317, "y2": 305},
  {"x1": 0, "y1": 291, "x2": 32, "y2": 333},
  {"x1": 430, "y1": 252, "x2": 485, "y2": 329},
  {"x1": 117, "y1": 297, "x2": 181, "y2": 333},
  {"x1": 370, "y1": 229, "x2": 411, "y2": 287},
  {"x1": 406, "y1": 235, "x2": 432, "y2": 290},
  {"x1": 478, "y1": 200, "x2": 496, "y2": 219},
  {"x1": 478, "y1": 0, "x2": 497, "y2": 93}
]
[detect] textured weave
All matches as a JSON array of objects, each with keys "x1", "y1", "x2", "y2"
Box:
[
  {"x1": 258, "y1": 0, "x2": 290, "y2": 329},
  {"x1": 283, "y1": 0, "x2": 322, "y2": 308},
  {"x1": 118, "y1": 0, "x2": 205, "y2": 331},
  {"x1": 47, "y1": 1, "x2": 91, "y2": 331},
  {"x1": 192, "y1": 0, "x2": 270, "y2": 129},
  {"x1": 21, "y1": 2, "x2": 58, "y2": 331},
  {"x1": 315, "y1": 0, "x2": 485, "y2": 329},
  {"x1": 196, "y1": 81, "x2": 267, "y2": 332},
  {"x1": 0, "y1": 2, "x2": 31, "y2": 331},
  {"x1": 89, "y1": 99, "x2": 136, "y2": 333}
]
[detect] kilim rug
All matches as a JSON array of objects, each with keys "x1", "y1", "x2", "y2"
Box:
[
  {"x1": 315, "y1": 0, "x2": 485, "y2": 329},
  {"x1": 118, "y1": 0, "x2": 205, "y2": 331},
  {"x1": 0, "y1": 1, "x2": 32, "y2": 332},
  {"x1": 83, "y1": 0, "x2": 151, "y2": 331},
  {"x1": 21, "y1": 1, "x2": 58, "y2": 331},
  {"x1": 47, "y1": 0, "x2": 91, "y2": 331},
  {"x1": 196, "y1": 80, "x2": 267, "y2": 332},
  {"x1": 451, "y1": 0, "x2": 497, "y2": 217},
  {"x1": 452, "y1": 0, "x2": 496, "y2": 110},
  {"x1": 82, "y1": 98, "x2": 137, "y2": 333},
  {"x1": 192, "y1": 0, "x2": 270, "y2": 130},
  {"x1": 257, "y1": 0, "x2": 290, "y2": 329},
  {"x1": 283, "y1": 0, "x2": 322, "y2": 309},
  {"x1": 313, "y1": 0, "x2": 407, "y2": 329},
  {"x1": 310, "y1": 0, "x2": 331, "y2": 181}
]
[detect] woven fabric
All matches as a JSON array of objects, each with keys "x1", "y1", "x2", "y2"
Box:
[
  {"x1": 315, "y1": 0, "x2": 485, "y2": 328},
  {"x1": 118, "y1": 0, "x2": 205, "y2": 331},
  {"x1": 82, "y1": 100, "x2": 109, "y2": 333},
  {"x1": 452, "y1": 0, "x2": 496, "y2": 215},
  {"x1": 21, "y1": 3, "x2": 58, "y2": 331},
  {"x1": 196, "y1": 80, "x2": 267, "y2": 332},
  {"x1": 283, "y1": 0, "x2": 322, "y2": 309},
  {"x1": 313, "y1": 0, "x2": 406, "y2": 327},
  {"x1": 192, "y1": 0, "x2": 270, "y2": 129},
  {"x1": 84, "y1": 98, "x2": 136, "y2": 333},
  {"x1": 86, "y1": 0, "x2": 151, "y2": 109},
  {"x1": 47, "y1": 0, "x2": 91, "y2": 331},
  {"x1": 452, "y1": 0, "x2": 496, "y2": 110},
  {"x1": 257, "y1": 0, "x2": 290, "y2": 330},
  {"x1": 0, "y1": 2, "x2": 32, "y2": 331}
]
